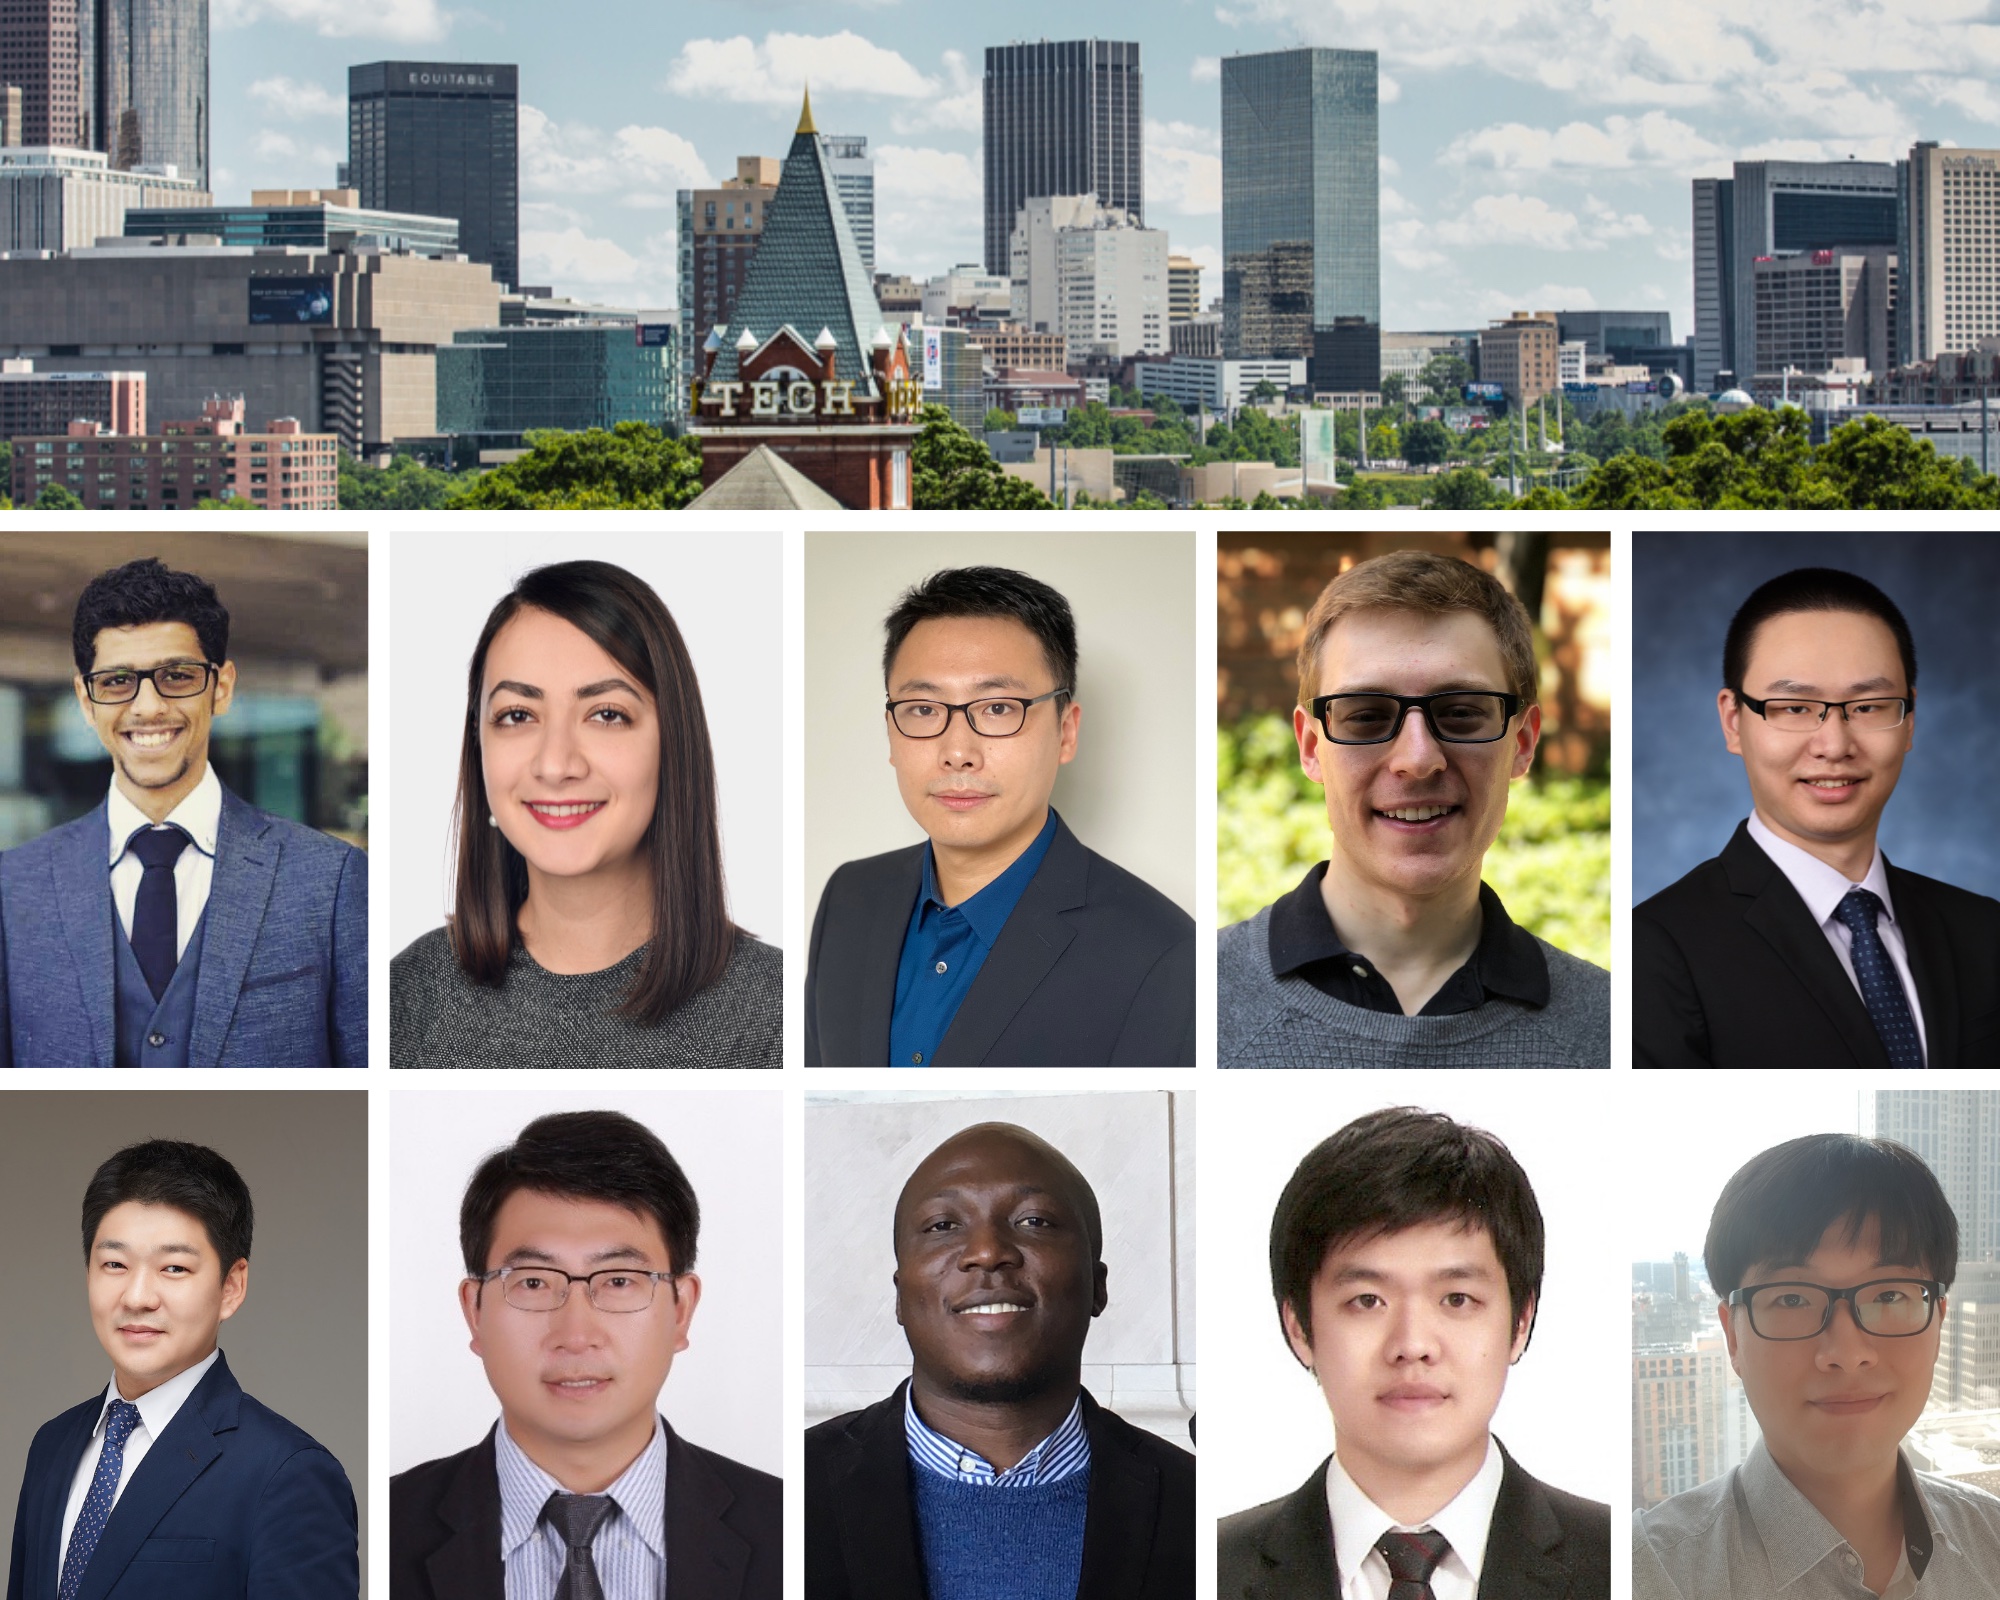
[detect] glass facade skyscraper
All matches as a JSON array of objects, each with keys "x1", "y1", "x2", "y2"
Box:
[
  {"x1": 95, "y1": 0, "x2": 208, "y2": 186},
  {"x1": 1220, "y1": 48, "x2": 1379, "y2": 392}
]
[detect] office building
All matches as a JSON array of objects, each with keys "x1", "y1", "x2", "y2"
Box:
[
  {"x1": 1168, "y1": 254, "x2": 1200, "y2": 322},
  {"x1": 1555, "y1": 309, "x2": 1673, "y2": 362},
  {"x1": 1900, "y1": 142, "x2": 2000, "y2": 363},
  {"x1": 10, "y1": 398, "x2": 338, "y2": 508},
  {"x1": 1634, "y1": 1338, "x2": 1755, "y2": 1509},
  {"x1": 921, "y1": 264, "x2": 1012, "y2": 326},
  {"x1": 1221, "y1": 48, "x2": 1379, "y2": 393},
  {"x1": 1, "y1": 0, "x2": 85, "y2": 145},
  {"x1": 1875, "y1": 1091, "x2": 2000, "y2": 1261},
  {"x1": 964, "y1": 323, "x2": 1066, "y2": 372},
  {"x1": 1933, "y1": 1262, "x2": 2000, "y2": 1411},
  {"x1": 918, "y1": 323, "x2": 985, "y2": 430},
  {"x1": 0, "y1": 143, "x2": 204, "y2": 250},
  {"x1": 1135, "y1": 353, "x2": 1305, "y2": 412},
  {"x1": 1170, "y1": 314, "x2": 1221, "y2": 358},
  {"x1": 124, "y1": 187, "x2": 458, "y2": 254},
  {"x1": 676, "y1": 154, "x2": 779, "y2": 403},
  {"x1": 982, "y1": 39, "x2": 1142, "y2": 277},
  {"x1": 436, "y1": 320, "x2": 676, "y2": 448},
  {"x1": 823, "y1": 132, "x2": 874, "y2": 275},
  {"x1": 1009, "y1": 193, "x2": 1165, "y2": 359},
  {"x1": 95, "y1": 0, "x2": 208, "y2": 185},
  {"x1": 348, "y1": 62, "x2": 518, "y2": 290},
  {"x1": 1479, "y1": 312, "x2": 1559, "y2": 405},
  {"x1": 0, "y1": 358, "x2": 144, "y2": 438},
  {"x1": 1751, "y1": 247, "x2": 1896, "y2": 378},
  {"x1": 3, "y1": 84, "x2": 20, "y2": 144}
]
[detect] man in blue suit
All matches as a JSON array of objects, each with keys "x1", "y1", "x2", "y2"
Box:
[
  {"x1": 6, "y1": 1138, "x2": 358, "y2": 1600},
  {"x1": 0, "y1": 557, "x2": 365, "y2": 1068}
]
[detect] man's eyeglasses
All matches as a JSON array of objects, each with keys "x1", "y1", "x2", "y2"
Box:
[
  {"x1": 887, "y1": 689, "x2": 1066, "y2": 739},
  {"x1": 470, "y1": 1265, "x2": 683, "y2": 1314},
  {"x1": 1735, "y1": 693, "x2": 1910, "y2": 732},
  {"x1": 1725, "y1": 1278, "x2": 1943, "y2": 1340},
  {"x1": 82, "y1": 663, "x2": 220, "y2": 705},
  {"x1": 1310, "y1": 691, "x2": 1525, "y2": 746}
]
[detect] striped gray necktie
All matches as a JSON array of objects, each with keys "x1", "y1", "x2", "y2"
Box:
[{"x1": 541, "y1": 1492, "x2": 616, "y2": 1600}]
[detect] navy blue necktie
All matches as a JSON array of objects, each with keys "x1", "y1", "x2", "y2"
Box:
[
  {"x1": 542, "y1": 1493, "x2": 616, "y2": 1600},
  {"x1": 126, "y1": 825, "x2": 191, "y2": 1000},
  {"x1": 59, "y1": 1399, "x2": 141, "y2": 1600},
  {"x1": 1376, "y1": 1528, "x2": 1451, "y2": 1600},
  {"x1": 1833, "y1": 887, "x2": 1924, "y2": 1069}
]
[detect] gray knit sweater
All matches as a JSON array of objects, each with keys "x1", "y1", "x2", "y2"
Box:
[
  {"x1": 1217, "y1": 905, "x2": 1609, "y2": 1068},
  {"x1": 390, "y1": 927, "x2": 782, "y2": 1069}
]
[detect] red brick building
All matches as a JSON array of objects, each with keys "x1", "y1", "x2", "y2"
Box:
[{"x1": 11, "y1": 397, "x2": 340, "y2": 509}]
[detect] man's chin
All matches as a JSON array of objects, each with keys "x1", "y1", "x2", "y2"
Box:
[{"x1": 115, "y1": 755, "x2": 193, "y2": 792}]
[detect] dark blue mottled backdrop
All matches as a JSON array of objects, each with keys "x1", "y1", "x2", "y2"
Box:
[{"x1": 1633, "y1": 530, "x2": 2000, "y2": 905}]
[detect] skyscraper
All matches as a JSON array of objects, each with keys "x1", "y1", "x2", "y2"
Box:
[
  {"x1": 348, "y1": 62, "x2": 518, "y2": 291},
  {"x1": 1220, "y1": 48, "x2": 1379, "y2": 393},
  {"x1": 94, "y1": 0, "x2": 208, "y2": 185},
  {"x1": 982, "y1": 39, "x2": 1142, "y2": 278},
  {"x1": 1899, "y1": 142, "x2": 2000, "y2": 364},
  {"x1": 1, "y1": 0, "x2": 86, "y2": 146},
  {"x1": 822, "y1": 132, "x2": 874, "y2": 276},
  {"x1": 1874, "y1": 1090, "x2": 2000, "y2": 1261}
]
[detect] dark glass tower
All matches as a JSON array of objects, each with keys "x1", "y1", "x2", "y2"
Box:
[
  {"x1": 95, "y1": 0, "x2": 209, "y2": 185},
  {"x1": 1221, "y1": 48, "x2": 1379, "y2": 392},
  {"x1": 348, "y1": 62, "x2": 518, "y2": 291},
  {"x1": 982, "y1": 39, "x2": 1142, "y2": 278}
]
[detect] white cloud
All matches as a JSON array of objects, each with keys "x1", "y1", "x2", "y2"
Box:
[
  {"x1": 1147, "y1": 118, "x2": 1221, "y2": 217},
  {"x1": 1581, "y1": 195, "x2": 1656, "y2": 241},
  {"x1": 248, "y1": 76, "x2": 344, "y2": 120},
  {"x1": 1432, "y1": 193, "x2": 1595, "y2": 252},
  {"x1": 665, "y1": 31, "x2": 937, "y2": 106},
  {"x1": 520, "y1": 106, "x2": 713, "y2": 202},
  {"x1": 1915, "y1": 74, "x2": 2000, "y2": 125},
  {"x1": 1383, "y1": 217, "x2": 1447, "y2": 273},
  {"x1": 890, "y1": 49, "x2": 979, "y2": 135},
  {"x1": 213, "y1": 0, "x2": 445, "y2": 41},
  {"x1": 1443, "y1": 112, "x2": 1723, "y2": 173},
  {"x1": 1471, "y1": 283, "x2": 1599, "y2": 320},
  {"x1": 873, "y1": 143, "x2": 981, "y2": 278},
  {"x1": 1191, "y1": 56, "x2": 1221, "y2": 82},
  {"x1": 1379, "y1": 71, "x2": 1400, "y2": 104}
]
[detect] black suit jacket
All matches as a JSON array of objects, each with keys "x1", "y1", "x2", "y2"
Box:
[
  {"x1": 1634, "y1": 820, "x2": 2000, "y2": 1069},
  {"x1": 1217, "y1": 1443, "x2": 1609, "y2": 1600},
  {"x1": 804, "y1": 1383, "x2": 1194, "y2": 1600},
  {"x1": 804, "y1": 814, "x2": 1195, "y2": 1067},
  {"x1": 388, "y1": 1423, "x2": 780, "y2": 1600}
]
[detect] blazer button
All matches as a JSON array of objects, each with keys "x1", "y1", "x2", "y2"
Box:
[
  {"x1": 148, "y1": 1031, "x2": 168, "y2": 1047},
  {"x1": 911, "y1": 1052, "x2": 924, "y2": 1065}
]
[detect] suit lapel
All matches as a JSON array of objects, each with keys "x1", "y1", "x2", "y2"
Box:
[
  {"x1": 189, "y1": 787, "x2": 278, "y2": 1069},
  {"x1": 1891, "y1": 861, "x2": 1958, "y2": 1068},
  {"x1": 665, "y1": 1425, "x2": 750, "y2": 1600},
  {"x1": 829, "y1": 1388, "x2": 928, "y2": 1600},
  {"x1": 1076, "y1": 1394, "x2": 1159, "y2": 1600},
  {"x1": 52, "y1": 807, "x2": 117, "y2": 1069},
  {"x1": 1239, "y1": 1466, "x2": 1338, "y2": 1600},
  {"x1": 1476, "y1": 1448, "x2": 1573, "y2": 1600},
  {"x1": 423, "y1": 1427, "x2": 506, "y2": 1600},
  {"x1": 821, "y1": 848, "x2": 924, "y2": 1067},
  {"x1": 35, "y1": 1404, "x2": 103, "y2": 1585}
]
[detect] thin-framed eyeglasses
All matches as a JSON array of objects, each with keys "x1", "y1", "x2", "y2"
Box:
[
  {"x1": 887, "y1": 688, "x2": 1067, "y2": 739},
  {"x1": 82, "y1": 662, "x2": 220, "y2": 705},
  {"x1": 470, "y1": 1265, "x2": 683, "y2": 1314},
  {"x1": 1725, "y1": 1277, "x2": 1943, "y2": 1340},
  {"x1": 1310, "y1": 691, "x2": 1525, "y2": 746},
  {"x1": 1735, "y1": 693, "x2": 1910, "y2": 732}
]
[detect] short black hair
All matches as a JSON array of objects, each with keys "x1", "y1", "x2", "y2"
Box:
[
  {"x1": 881, "y1": 566, "x2": 1078, "y2": 697},
  {"x1": 459, "y1": 1111, "x2": 700, "y2": 1278},
  {"x1": 1703, "y1": 1133, "x2": 1957, "y2": 1297},
  {"x1": 81, "y1": 1140, "x2": 254, "y2": 1267},
  {"x1": 1270, "y1": 1108, "x2": 1544, "y2": 1350},
  {"x1": 1722, "y1": 567, "x2": 1917, "y2": 700},
  {"x1": 72, "y1": 558, "x2": 231, "y2": 675}
]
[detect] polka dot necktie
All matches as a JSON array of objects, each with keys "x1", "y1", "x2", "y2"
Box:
[
  {"x1": 1376, "y1": 1527, "x2": 1452, "y2": 1600},
  {"x1": 126, "y1": 825, "x2": 192, "y2": 1001},
  {"x1": 542, "y1": 1492, "x2": 616, "y2": 1600},
  {"x1": 59, "y1": 1399, "x2": 141, "y2": 1600},
  {"x1": 1833, "y1": 887, "x2": 1924, "y2": 1069}
]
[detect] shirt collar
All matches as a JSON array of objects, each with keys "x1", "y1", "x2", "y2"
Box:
[
  {"x1": 1746, "y1": 811, "x2": 1898, "y2": 928},
  {"x1": 495, "y1": 1414, "x2": 668, "y2": 1562},
  {"x1": 917, "y1": 807, "x2": 1059, "y2": 947},
  {"x1": 106, "y1": 764, "x2": 223, "y2": 865},
  {"x1": 902, "y1": 1382, "x2": 1090, "y2": 1486},
  {"x1": 1325, "y1": 1436, "x2": 1504, "y2": 1593},
  {"x1": 1739, "y1": 1438, "x2": 1935, "y2": 1588},
  {"x1": 93, "y1": 1347, "x2": 220, "y2": 1442}
]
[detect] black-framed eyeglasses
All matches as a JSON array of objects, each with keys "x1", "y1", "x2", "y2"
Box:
[
  {"x1": 1726, "y1": 1278, "x2": 1943, "y2": 1340},
  {"x1": 82, "y1": 662, "x2": 220, "y2": 705},
  {"x1": 1735, "y1": 693, "x2": 1910, "y2": 732},
  {"x1": 470, "y1": 1265, "x2": 683, "y2": 1314},
  {"x1": 1310, "y1": 691, "x2": 1525, "y2": 745},
  {"x1": 887, "y1": 688, "x2": 1067, "y2": 738}
]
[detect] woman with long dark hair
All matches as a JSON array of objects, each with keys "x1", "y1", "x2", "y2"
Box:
[{"x1": 391, "y1": 560, "x2": 779, "y2": 1066}]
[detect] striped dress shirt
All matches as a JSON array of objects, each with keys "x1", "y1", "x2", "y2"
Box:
[
  {"x1": 496, "y1": 1418, "x2": 667, "y2": 1600},
  {"x1": 902, "y1": 1384, "x2": 1091, "y2": 1486}
]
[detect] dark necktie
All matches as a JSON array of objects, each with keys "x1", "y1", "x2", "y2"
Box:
[
  {"x1": 542, "y1": 1492, "x2": 616, "y2": 1600},
  {"x1": 1833, "y1": 887, "x2": 1923, "y2": 1069},
  {"x1": 127, "y1": 825, "x2": 191, "y2": 1000},
  {"x1": 1376, "y1": 1527, "x2": 1452, "y2": 1600},
  {"x1": 59, "y1": 1399, "x2": 142, "y2": 1600}
]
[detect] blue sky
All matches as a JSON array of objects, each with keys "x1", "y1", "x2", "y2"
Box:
[{"x1": 216, "y1": 0, "x2": 2000, "y2": 335}]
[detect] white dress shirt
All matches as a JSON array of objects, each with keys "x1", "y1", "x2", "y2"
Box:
[
  {"x1": 496, "y1": 1416, "x2": 667, "y2": 1600},
  {"x1": 1747, "y1": 812, "x2": 1927, "y2": 1064},
  {"x1": 106, "y1": 765, "x2": 222, "y2": 961},
  {"x1": 58, "y1": 1348, "x2": 221, "y2": 1563},
  {"x1": 1325, "y1": 1436, "x2": 1505, "y2": 1600}
]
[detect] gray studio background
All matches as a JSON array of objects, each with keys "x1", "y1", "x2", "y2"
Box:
[
  {"x1": 0, "y1": 1091, "x2": 368, "y2": 1593},
  {"x1": 802, "y1": 530, "x2": 1197, "y2": 922},
  {"x1": 1633, "y1": 531, "x2": 2000, "y2": 904},
  {"x1": 805, "y1": 1091, "x2": 1194, "y2": 1448}
]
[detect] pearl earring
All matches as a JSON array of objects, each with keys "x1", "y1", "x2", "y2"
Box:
[{"x1": 488, "y1": 814, "x2": 497, "y2": 827}]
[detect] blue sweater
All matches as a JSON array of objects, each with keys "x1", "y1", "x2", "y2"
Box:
[{"x1": 911, "y1": 1466, "x2": 1092, "y2": 1600}]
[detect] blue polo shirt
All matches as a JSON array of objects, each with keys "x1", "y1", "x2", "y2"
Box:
[{"x1": 888, "y1": 809, "x2": 1059, "y2": 1068}]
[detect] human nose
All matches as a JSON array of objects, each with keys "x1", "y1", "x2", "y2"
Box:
[
  {"x1": 1384, "y1": 703, "x2": 1449, "y2": 777},
  {"x1": 1384, "y1": 1299, "x2": 1441, "y2": 1364},
  {"x1": 1813, "y1": 1293, "x2": 1878, "y2": 1366},
  {"x1": 120, "y1": 1268, "x2": 163, "y2": 1309},
  {"x1": 544, "y1": 1280, "x2": 606, "y2": 1342},
  {"x1": 956, "y1": 1213, "x2": 1024, "y2": 1272},
  {"x1": 936, "y1": 707, "x2": 985, "y2": 769},
  {"x1": 1805, "y1": 704, "x2": 1859, "y2": 758},
  {"x1": 530, "y1": 715, "x2": 590, "y2": 782},
  {"x1": 128, "y1": 676, "x2": 166, "y2": 714}
]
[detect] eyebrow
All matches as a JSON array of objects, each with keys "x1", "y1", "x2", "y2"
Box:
[
  {"x1": 1321, "y1": 679, "x2": 1506, "y2": 697},
  {"x1": 497, "y1": 1244, "x2": 655, "y2": 1268},
  {"x1": 90, "y1": 656, "x2": 206, "y2": 674},
  {"x1": 93, "y1": 1239, "x2": 202, "y2": 1257},
  {"x1": 1758, "y1": 677, "x2": 1900, "y2": 696},
  {"x1": 487, "y1": 678, "x2": 643, "y2": 704},
  {"x1": 1752, "y1": 1256, "x2": 1922, "y2": 1276},
  {"x1": 892, "y1": 674, "x2": 1034, "y2": 696},
  {"x1": 1328, "y1": 1262, "x2": 1498, "y2": 1285}
]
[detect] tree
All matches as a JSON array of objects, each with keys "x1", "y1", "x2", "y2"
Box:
[
  {"x1": 1249, "y1": 378, "x2": 1280, "y2": 401},
  {"x1": 1378, "y1": 374, "x2": 1408, "y2": 411},
  {"x1": 1416, "y1": 352, "x2": 1474, "y2": 404},
  {"x1": 444, "y1": 423, "x2": 703, "y2": 509},
  {"x1": 32, "y1": 482, "x2": 83, "y2": 509},
  {"x1": 1369, "y1": 421, "x2": 1400, "y2": 461},
  {"x1": 911, "y1": 404, "x2": 1054, "y2": 509},
  {"x1": 1428, "y1": 465, "x2": 1503, "y2": 509},
  {"x1": 1402, "y1": 417, "x2": 1452, "y2": 466},
  {"x1": 340, "y1": 450, "x2": 456, "y2": 509},
  {"x1": 982, "y1": 408, "x2": 1017, "y2": 433}
]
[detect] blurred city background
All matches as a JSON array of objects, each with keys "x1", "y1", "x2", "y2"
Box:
[
  {"x1": 0, "y1": 530, "x2": 367, "y2": 850},
  {"x1": 1216, "y1": 530, "x2": 1610, "y2": 966}
]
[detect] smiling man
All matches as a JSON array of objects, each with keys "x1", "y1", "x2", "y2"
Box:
[
  {"x1": 1218, "y1": 549, "x2": 1609, "y2": 1068},
  {"x1": 389, "y1": 1110, "x2": 780, "y2": 1600},
  {"x1": 0, "y1": 557, "x2": 366, "y2": 1068},
  {"x1": 1635, "y1": 567, "x2": 2000, "y2": 1069},
  {"x1": 5, "y1": 1139, "x2": 357, "y2": 1600},
  {"x1": 804, "y1": 566, "x2": 1194, "y2": 1068},
  {"x1": 805, "y1": 1121, "x2": 1194, "y2": 1600},
  {"x1": 1635, "y1": 1133, "x2": 2000, "y2": 1598},
  {"x1": 1220, "y1": 1108, "x2": 1609, "y2": 1600}
]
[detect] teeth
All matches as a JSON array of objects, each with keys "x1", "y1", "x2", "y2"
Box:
[
  {"x1": 1382, "y1": 805, "x2": 1452, "y2": 821},
  {"x1": 958, "y1": 1302, "x2": 1030, "y2": 1315},
  {"x1": 528, "y1": 802, "x2": 603, "y2": 816},
  {"x1": 125, "y1": 729, "x2": 176, "y2": 747},
  {"x1": 555, "y1": 1379, "x2": 605, "y2": 1387},
  {"x1": 1805, "y1": 779, "x2": 1857, "y2": 788}
]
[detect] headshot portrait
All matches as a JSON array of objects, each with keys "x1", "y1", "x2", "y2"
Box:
[
  {"x1": 0, "y1": 532, "x2": 368, "y2": 1068},
  {"x1": 1207, "y1": 1079, "x2": 1616, "y2": 1600},
  {"x1": 0, "y1": 1090, "x2": 365, "y2": 1599},
  {"x1": 1632, "y1": 532, "x2": 2000, "y2": 1069},
  {"x1": 388, "y1": 530, "x2": 781, "y2": 1069},
  {"x1": 1631, "y1": 1082, "x2": 2000, "y2": 1597},
  {"x1": 390, "y1": 1090, "x2": 781, "y2": 1600},
  {"x1": 804, "y1": 1090, "x2": 1194, "y2": 1600},
  {"x1": 802, "y1": 530, "x2": 1197, "y2": 1069},
  {"x1": 1216, "y1": 531, "x2": 1611, "y2": 1068}
]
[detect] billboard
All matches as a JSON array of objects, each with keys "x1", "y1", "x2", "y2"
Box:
[
  {"x1": 635, "y1": 324, "x2": 675, "y2": 348},
  {"x1": 249, "y1": 277, "x2": 334, "y2": 325},
  {"x1": 1464, "y1": 382, "x2": 1506, "y2": 403},
  {"x1": 1299, "y1": 409, "x2": 1339, "y2": 484},
  {"x1": 923, "y1": 329, "x2": 943, "y2": 388},
  {"x1": 1017, "y1": 406, "x2": 1068, "y2": 427}
]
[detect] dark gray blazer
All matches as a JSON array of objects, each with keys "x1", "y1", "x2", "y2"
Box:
[
  {"x1": 1218, "y1": 1444, "x2": 1609, "y2": 1600},
  {"x1": 803, "y1": 814, "x2": 1195, "y2": 1067}
]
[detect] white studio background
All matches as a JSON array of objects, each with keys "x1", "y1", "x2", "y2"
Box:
[
  {"x1": 390, "y1": 1088, "x2": 783, "y2": 1476},
  {"x1": 1200, "y1": 1072, "x2": 1626, "y2": 1515},
  {"x1": 387, "y1": 529, "x2": 782, "y2": 953}
]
